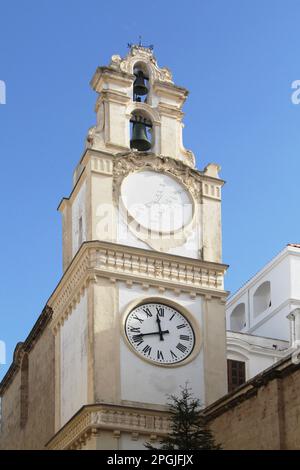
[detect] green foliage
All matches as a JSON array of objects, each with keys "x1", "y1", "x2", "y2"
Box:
[{"x1": 145, "y1": 383, "x2": 221, "y2": 450}]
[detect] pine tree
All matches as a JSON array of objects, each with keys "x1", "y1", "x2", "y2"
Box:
[{"x1": 145, "y1": 383, "x2": 221, "y2": 450}]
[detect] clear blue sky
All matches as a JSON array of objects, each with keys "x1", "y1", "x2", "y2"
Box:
[{"x1": 1, "y1": 0, "x2": 300, "y2": 378}]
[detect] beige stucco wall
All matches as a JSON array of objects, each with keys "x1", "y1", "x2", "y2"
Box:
[
  {"x1": 60, "y1": 291, "x2": 88, "y2": 426},
  {"x1": 0, "y1": 326, "x2": 55, "y2": 450},
  {"x1": 203, "y1": 296, "x2": 227, "y2": 405},
  {"x1": 202, "y1": 195, "x2": 222, "y2": 264},
  {"x1": 93, "y1": 278, "x2": 121, "y2": 404}
]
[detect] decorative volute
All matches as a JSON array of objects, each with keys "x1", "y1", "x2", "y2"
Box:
[{"x1": 88, "y1": 44, "x2": 195, "y2": 167}]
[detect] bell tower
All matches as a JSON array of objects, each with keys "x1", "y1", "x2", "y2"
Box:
[
  {"x1": 47, "y1": 45, "x2": 228, "y2": 450},
  {"x1": 87, "y1": 45, "x2": 195, "y2": 162}
]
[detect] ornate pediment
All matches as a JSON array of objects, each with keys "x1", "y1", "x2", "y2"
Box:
[
  {"x1": 109, "y1": 45, "x2": 173, "y2": 84},
  {"x1": 113, "y1": 152, "x2": 202, "y2": 202}
]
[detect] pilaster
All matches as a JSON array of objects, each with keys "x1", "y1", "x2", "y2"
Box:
[{"x1": 203, "y1": 295, "x2": 227, "y2": 404}]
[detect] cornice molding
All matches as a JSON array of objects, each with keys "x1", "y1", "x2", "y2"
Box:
[
  {"x1": 93, "y1": 243, "x2": 227, "y2": 290},
  {"x1": 153, "y1": 80, "x2": 188, "y2": 100},
  {"x1": 101, "y1": 89, "x2": 131, "y2": 105},
  {"x1": 46, "y1": 403, "x2": 171, "y2": 450},
  {"x1": 227, "y1": 337, "x2": 288, "y2": 359},
  {"x1": 157, "y1": 103, "x2": 185, "y2": 119},
  {"x1": 90, "y1": 66, "x2": 135, "y2": 92},
  {"x1": 48, "y1": 240, "x2": 228, "y2": 332}
]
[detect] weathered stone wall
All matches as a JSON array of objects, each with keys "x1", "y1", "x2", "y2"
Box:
[
  {"x1": 205, "y1": 358, "x2": 300, "y2": 450},
  {"x1": 0, "y1": 325, "x2": 55, "y2": 450},
  {"x1": 280, "y1": 370, "x2": 300, "y2": 449}
]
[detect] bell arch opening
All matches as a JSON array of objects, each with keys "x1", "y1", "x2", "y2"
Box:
[
  {"x1": 133, "y1": 61, "x2": 149, "y2": 77},
  {"x1": 133, "y1": 62, "x2": 149, "y2": 103},
  {"x1": 130, "y1": 110, "x2": 153, "y2": 152}
]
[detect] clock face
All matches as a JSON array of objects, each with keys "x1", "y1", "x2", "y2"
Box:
[
  {"x1": 121, "y1": 170, "x2": 193, "y2": 233},
  {"x1": 125, "y1": 302, "x2": 195, "y2": 365}
]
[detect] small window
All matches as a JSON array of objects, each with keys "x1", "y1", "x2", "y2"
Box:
[
  {"x1": 230, "y1": 303, "x2": 246, "y2": 332},
  {"x1": 227, "y1": 359, "x2": 246, "y2": 392},
  {"x1": 253, "y1": 281, "x2": 271, "y2": 317}
]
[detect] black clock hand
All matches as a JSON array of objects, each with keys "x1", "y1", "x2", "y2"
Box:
[
  {"x1": 135, "y1": 330, "x2": 169, "y2": 337},
  {"x1": 156, "y1": 314, "x2": 164, "y2": 341}
]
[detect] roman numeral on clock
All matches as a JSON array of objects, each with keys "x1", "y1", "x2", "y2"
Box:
[
  {"x1": 157, "y1": 350, "x2": 164, "y2": 360},
  {"x1": 142, "y1": 307, "x2": 152, "y2": 317},
  {"x1": 170, "y1": 350, "x2": 178, "y2": 360},
  {"x1": 142, "y1": 345, "x2": 152, "y2": 356},
  {"x1": 177, "y1": 324, "x2": 186, "y2": 329},
  {"x1": 176, "y1": 343, "x2": 187, "y2": 353},
  {"x1": 180, "y1": 335, "x2": 190, "y2": 341},
  {"x1": 129, "y1": 327, "x2": 141, "y2": 333},
  {"x1": 156, "y1": 307, "x2": 164, "y2": 317},
  {"x1": 132, "y1": 335, "x2": 143, "y2": 346},
  {"x1": 132, "y1": 315, "x2": 144, "y2": 324}
]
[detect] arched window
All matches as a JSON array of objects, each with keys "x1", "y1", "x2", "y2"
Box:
[
  {"x1": 230, "y1": 303, "x2": 246, "y2": 331},
  {"x1": 20, "y1": 353, "x2": 29, "y2": 427},
  {"x1": 253, "y1": 281, "x2": 271, "y2": 317}
]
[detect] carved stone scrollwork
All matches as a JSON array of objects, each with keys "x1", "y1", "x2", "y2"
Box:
[
  {"x1": 109, "y1": 46, "x2": 173, "y2": 84},
  {"x1": 184, "y1": 149, "x2": 196, "y2": 168},
  {"x1": 113, "y1": 152, "x2": 202, "y2": 202},
  {"x1": 85, "y1": 126, "x2": 95, "y2": 148}
]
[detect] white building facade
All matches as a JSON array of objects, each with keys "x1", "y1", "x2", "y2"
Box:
[{"x1": 225, "y1": 244, "x2": 300, "y2": 387}]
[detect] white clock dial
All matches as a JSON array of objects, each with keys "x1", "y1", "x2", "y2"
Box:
[
  {"x1": 125, "y1": 303, "x2": 195, "y2": 365},
  {"x1": 121, "y1": 170, "x2": 193, "y2": 233}
]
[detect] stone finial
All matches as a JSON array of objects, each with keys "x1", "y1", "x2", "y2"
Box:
[{"x1": 203, "y1": 163, "x2": 221, "y2": 179}]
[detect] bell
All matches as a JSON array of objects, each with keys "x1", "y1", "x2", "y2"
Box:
[
  {"x1": 133, "y1": 71, "x2": 148, "y2": 96},
  {"x1": 130, "y1": 121, "x2": 152, "y2": 151}
]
